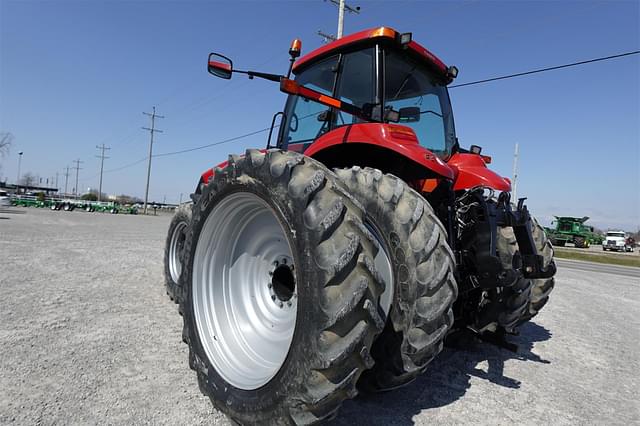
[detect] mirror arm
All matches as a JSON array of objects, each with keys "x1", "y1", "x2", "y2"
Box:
[
  {"x1": 279, "y1": 78, "x2": 374, "y2": 122},
  {"x1": 234, "y1": 69, "x2": 283, "y2": 82}
]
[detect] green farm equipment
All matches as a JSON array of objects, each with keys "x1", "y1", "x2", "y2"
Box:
[{"x1": 545, "y1": 216, "x2": 600, "y2": 248}]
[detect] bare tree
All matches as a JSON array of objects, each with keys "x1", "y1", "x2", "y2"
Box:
[
  {"x1": 0, "y1": 132, "x2": 12, "y2": 157},
  {"x1": 20, "y1": 172, "x2": 36, "y2": 187},
  {"x1": 0, "y1": 132, "x2": 13, "y2": 175}
]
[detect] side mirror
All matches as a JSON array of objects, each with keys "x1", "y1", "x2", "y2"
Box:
[
  {"x1": 208, "y1": 53, "x2": 233, "y2": 79},
  {"x1": 398, "y1": 107, "x2": 420, "y2": 123}
]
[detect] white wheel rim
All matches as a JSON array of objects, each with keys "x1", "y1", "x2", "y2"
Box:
[
  {"x1": 169, "y1": 221, "x2": 188, "y2": 283},
  {"x1": 192, "y1": 192, "x2": 297, "y2": 390},
  {"x1": 365, "y1": 221, "x2": 394, "y2": 318}
]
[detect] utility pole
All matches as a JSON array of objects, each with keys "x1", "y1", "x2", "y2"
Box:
[
  {"x1": 319, "y1": 0, "x2": 360, "y2": 42},
  {"x1": 337, "y1": 0, "x2": 346, "y2": 38},
  {"x1": 95, "y1": 144, "x2": 111, "y2": 201},
  {"x1": 16, "y1": 151, "x2": 23, "y2": 192},
  {"x1": 512, "y1": 143, "x2": 519, "y2": 202},
  {"x1": 142, "y1": 106, "x2": 164, "y2": 215},
  {"x1": 72, "y1": 159, "x2": 83, "y2": 199},
  {"x1": 55, "y1": 172, "x2": 59, "y2": 192},
  {"x1": 64, "y1": 166, "x2": 70, "y2": 196}
]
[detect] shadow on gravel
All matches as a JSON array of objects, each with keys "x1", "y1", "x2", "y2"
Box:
[{"x1": 332, "y1": 322, "x2": 552, "y2": 426}]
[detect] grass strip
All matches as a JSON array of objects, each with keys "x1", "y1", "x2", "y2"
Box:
[{"x1": 554, "y1": 248, "x2": 640, "y2": 268}]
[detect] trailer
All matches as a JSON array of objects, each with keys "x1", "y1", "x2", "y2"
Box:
[{"x1": 12, "y1": 195, "x2": 137, "y2": 214}]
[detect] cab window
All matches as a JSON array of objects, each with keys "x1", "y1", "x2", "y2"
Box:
[
  {"x1": 283, "y1": 55, "x2": 338, "y2": 145},
  {"x1": 384, "y1": 49, "x2": 455, "y2": 156},
  {"x1": 335, "y1": 48, "x2": 376, "y2": 126}
]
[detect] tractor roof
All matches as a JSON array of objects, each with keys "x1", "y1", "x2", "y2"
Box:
[{"x1": 292, "y1": 27, "x2": 449, "y2": 77}]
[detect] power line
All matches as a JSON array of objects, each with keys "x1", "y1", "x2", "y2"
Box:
[
  {"x1": 142, "y1": 107, "x2": 164, "y2": 214},
  {"x1": 104, "y1": 157, "x2": 148, "y2": 174},
  {"x1": 317, "y1": 30, "x2": 337, "y2": 44},
  {"x1": 153, "y1": 112, "x2": 316, "y2": 158},
  {"x1": 153, "y1": 126, "x2": 272, "y2": 158},
  {"x1": 449, "y1": 50, "x2": 640, "y2": 88},
  {"x1": 95, "y1": 144, "x2": 111, "y2": 201}
]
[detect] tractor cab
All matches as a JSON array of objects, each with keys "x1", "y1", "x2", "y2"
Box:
[
  {"x1": 279, "y1": 28, "x2": 458, "y2": 159},
  {"x1": 207, "y1": 27, "x2": 461, "y2": 181}
]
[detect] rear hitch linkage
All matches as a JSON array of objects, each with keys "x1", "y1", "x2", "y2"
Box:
[{"x1": 457, "y1": 188, "x2": 554, "y2": 289}]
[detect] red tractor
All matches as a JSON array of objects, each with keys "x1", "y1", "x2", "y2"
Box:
[{"x1": 163, "y1": 27, "x2": 556, "y2": 424}]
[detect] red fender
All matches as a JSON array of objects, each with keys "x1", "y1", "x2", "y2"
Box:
[
  {"x1": 447, "y1": 153, "x2": 511, "y2": 192},
  {"x1": 200, "y1": 167, "x2": 216, "y2": 185},
  {"x1": 304, "y1": 123, "x2": 454, "y2": 180}
]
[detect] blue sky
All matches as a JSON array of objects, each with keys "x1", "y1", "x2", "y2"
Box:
[{"x1": 1, "y1": 0, "x2": 638, "y2": 230}]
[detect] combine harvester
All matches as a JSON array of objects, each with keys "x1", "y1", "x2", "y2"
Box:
[
  {"x1": 163, "y1": 27, "x2": 557, "y2": 424},
  {"x1": 545, "y1": 216, "x2": 601, "y2": 248}
]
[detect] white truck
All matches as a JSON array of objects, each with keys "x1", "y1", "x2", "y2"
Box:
[{"x1": 603, "y1": 231, "x2": 633, "y2": 252}]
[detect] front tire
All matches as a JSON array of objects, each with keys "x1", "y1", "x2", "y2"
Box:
[
  {"x1": 180, "y1": 150, "x2": 384, "y2": 424},
  {"x1": 335, "y1": 167, "x2": 457, "y2": 391}
]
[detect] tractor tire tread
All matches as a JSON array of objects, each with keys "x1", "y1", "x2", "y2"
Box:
[
  {"x1": 335, "y1": 167, "x2": 457, "y2": 392},
  {"x1": 180, "y1": 150, "x2": 384, "y2": 425}
]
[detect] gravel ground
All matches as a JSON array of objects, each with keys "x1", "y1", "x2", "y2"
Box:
[{"x1": 1, "y1": 208, "x2": 638, "y2": 425}]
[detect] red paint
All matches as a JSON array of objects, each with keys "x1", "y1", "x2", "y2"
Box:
[
  {"x1": 406, "y1": 40, "x2": 448, "y2": 74},
  {"x1": 447, "y1": 153, "x2": 511, "y2": 192},
  {"x1": 292, "y1": 27, "x2": 448, "y2": 76},
  {"x1": 200, "y1": 166, "x2": 216, "y2": 184},
  {"x1": 304, "y1": 123, "x2": 455, "y2": 180},
  {"x1": 208, "y1": 61, "x2": 231, "y2": 71}
]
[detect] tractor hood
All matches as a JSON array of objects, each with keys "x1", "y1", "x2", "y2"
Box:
[{"x1": 448, "y1": 153, "x2": 511, "y2": 192}]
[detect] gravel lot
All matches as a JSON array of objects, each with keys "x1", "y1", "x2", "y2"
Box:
[{"x1": 1, "y1": 208, "x2": 638, "y2": 425}]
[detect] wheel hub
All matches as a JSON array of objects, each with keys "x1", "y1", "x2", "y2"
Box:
[{"x1": 269, "y1": 257, "x2": 296, "y2": 308}]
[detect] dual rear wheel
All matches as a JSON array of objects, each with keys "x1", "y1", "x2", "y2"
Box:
[{"x1": 173, "y1": 151, "x2": 457, "y2": 424}]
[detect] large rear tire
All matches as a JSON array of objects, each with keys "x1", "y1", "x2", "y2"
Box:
[
  {"x1": 491, "y1": 226, "x2": 533, "y2": 331},
  {"x1": 519, "y1": 217, "x2": 556, "y2": 323},
  {"x1": 335, "y1": 167, "x2": 457, "y2": 391},
  {"x1": 163, "y1": 203, "x2": 192, "y2": 304},
  {"x1": 180, "y1": 150, "x2": 385, "y2": 424}
]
